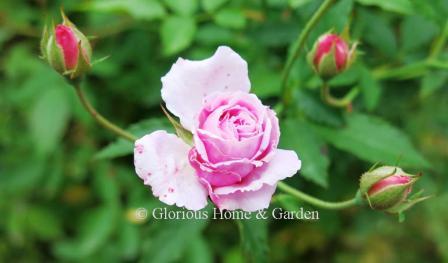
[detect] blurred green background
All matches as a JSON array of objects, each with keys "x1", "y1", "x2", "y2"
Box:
[{"x1": 1, "y1": 0, "x2": 448, "y2": 262}]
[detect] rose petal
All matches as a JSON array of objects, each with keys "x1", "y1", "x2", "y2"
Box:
[
  {"x1": 55, "y1": 25, "x2": 79, "y2": 70},
  {"x1": 213, "y1": 149, "x2": 301, "y2": 195},
  {"x1": 134, "y1": 131, "x2": 208, "y2": 210},
  {"x1": 212, "y1": 184, "x2": 277, "y2": 212},
  {"x1": 161, "y1": 46, "x2": 250, "y2": 131},
  {"x1": 196, "y1": 128, "x2": 262, "y2": 162},
  {"x1": 189, "y1": 147, "x2": 256, "y2": 187}
]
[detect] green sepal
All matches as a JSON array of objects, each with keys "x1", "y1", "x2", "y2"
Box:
[
  {"x1": 317, "y1": 46, "x2": 339, "y2": 79},
  {"x1": 367, "y1": 178, "x2": 417, "y2": 210},
  {"x1": 40, "y1": 24, "x2": 50, "y2": 58},
  {"x1": 386, "y1": 190, "x2": 432, "y2": 214},
  {"x1": 359, "y1": 166, "x2": 399, "y2": 195},
  {"x1": 307, "y1": 43, "x2": 318, "y2": 72},
  {"x1": 67, "y1": 41, "x2": 91, "y2": 79},
  {"x1": 161, "y1": 105, "x2": 193, "y2": 145},
  {"x1": 46, "y1": 24, "x2": 66, "y2": 73},
  {"x1": 91, "y1": 55, "x2": 110, "y2": 66},
  {"x1": 346, "y1": 41, "x2": 358, "y2": 69}
]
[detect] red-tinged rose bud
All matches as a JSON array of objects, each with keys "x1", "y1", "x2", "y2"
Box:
[
  {"x1": 308, "y1": 33, "x2": 356, "y2": 79},
  {"x1": 368, "y1": 175, "x2": 412, "y2": 197},
  {"x1": 55, "y1": 25, "x2": 79, "y2": 70},
  {"x1": 41, "y1": 10, "x2": 92, "y2": 79},
  {"x1": 359, "y1": 166, "x2": 428, "y2": 213}
]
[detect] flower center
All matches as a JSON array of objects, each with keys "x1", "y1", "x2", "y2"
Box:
[{"x1": 219, "y1": 107, "x2": 258, "y2": 140}]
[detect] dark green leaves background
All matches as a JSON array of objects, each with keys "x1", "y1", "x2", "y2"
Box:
[{"x1": 0, "y1": 0, "x2": 447, "y2": 262}]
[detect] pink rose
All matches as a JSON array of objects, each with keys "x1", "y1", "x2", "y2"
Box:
[{"x1": 134, "y1": 46, "x2": 301, "y2": 211}]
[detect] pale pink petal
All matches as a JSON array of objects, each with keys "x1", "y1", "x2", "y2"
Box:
[
  {"x1": 134, "y1": 131, "x2": 208, "y2": 210},
  {"x1": 161, "y1": 46, "x2": 251, "y2": 131},
  {"x1": 213, "y1": 184, "x2": 277, "y2": 212},
  {"x1": 213, "y1": 149, "x2": 301, "y2": 196}
]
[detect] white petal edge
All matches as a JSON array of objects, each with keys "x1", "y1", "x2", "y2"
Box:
[
  {"x1": 161, "y1": 46, "x2": 251, "y2": 131},
  {"x1": 134, "y1": 130, "x2": 208, "y2": 211},
  {"x1": 215, "y1": 184, "x2": 277, "y2": 212},
  {"x1": 213, "y1": 149, "x2": 301, "y2": 196}
]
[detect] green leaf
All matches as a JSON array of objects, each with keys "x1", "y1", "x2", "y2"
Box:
[
  {"x1": 356, "y1": 0, "x2": 414, "y2": 15},
  {"x1": 184, "y1": 236, "x2": 213, "y2": 263},
  {"x1": 250, "y1": 62, "x2": 281, "y2": 98},
  {"x1": 164, "y1": 0, "x2": 198, "y2": 16},
  {"x1": 237, "y1": 218, "x2": 268, "y2": 263},
  {"x1": 288, "y1": 0, "x2": 313, "y2": 9},
  {"x1": 53, "y1": 206, "x2": 118, "y2": 260},
  {"x1": 82, "y1": 0, "x2": 166, "y2": 21},
  {"x1": 420, "y1": 70, "x2": 448, "y2": 98},
  {"x1": 143, "y1": 215, "x2": 210, "y2": 263},
  {"x1": 161, "y1": 16, "x2": 197, "y2": 56},
  {"x1": 359, "y1": 65, "x2": 382, "y2": 111},
  {"x1": 409, "y1": 0, "x2": 448, "y2": 25},
  {"x1": 296, "y1": 89, "x2": 344, "y2": 127},
  {"x1": 401, "y1": 15, "x2": 439, "y2": 52},
  {"x1": 201, "y1": 0, "x2": 229, "y2": 12},
  {"x1": 117, "y1": 220, "x2": 140, "y2": 260},
  {"x1": 312, "y1": 113, "x2": 430, "y2": 169},
  {"x1": 27, "y1": 206, "x2": 62, "y2": 240},
  {"x1": 360, "y1": 10, "x2": 397, "y2": 57},
  {"x1": 95, "y1": 118, "x2": 172, "y2": 160},
  {"x1": 281, "y1": 118, "x2": 330, "y2": 187},
  {"x1": 213, "y1": 8, "x2": 246, "y2": 29},
  {"x1": 53, "y1": 167, "x2": 119, "y2": 260},
  {"x1": 29, "y1": 87, "x2": 71, "y2": 156},
  {"x1": 161, "y1": 105, "x2": 193, "y2": 144},
  {"x1": 275, "y1": 194, "x2": 302, "y2": 211}
]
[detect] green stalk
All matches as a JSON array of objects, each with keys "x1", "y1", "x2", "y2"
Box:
[
  {"x1": 73, "y1": 81, "x2": 137, "y2": 142},
  {"x1": 277, "y1": 182, "x2": 358, "y2": 210},
  {"x1": 321, "y1": 82, "x2": 359, "y2": 108},
  {"x1": 280, "y1": 0, "x2": 336, "y2": 107}
]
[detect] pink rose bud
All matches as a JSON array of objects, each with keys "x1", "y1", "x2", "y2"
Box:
[
  {"x1": 55, "y1": 25, "x2": 79, "y2": 70},
  {"x1": 359, "y1": 166, "x2": 426, "y2": 213},
  {"x1": 41, "y1": 10, "x2": 92, "y2": 79},
  {"x1": 308, "y1": 33, "x2": 356, "y2": 79}
]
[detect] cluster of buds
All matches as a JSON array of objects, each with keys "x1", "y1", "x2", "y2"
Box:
[
  {"x1": 41, "y1": 11, "x2": 92, "y2": 79},
  {"x1": 359, "y1": 166, "x2": 429, "y2": 214},
  {"x1": 308, "y1": 33, "x2": 357, "y2": 79}
]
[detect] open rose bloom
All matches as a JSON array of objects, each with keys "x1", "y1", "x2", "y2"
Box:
[{"x1": 134, "y1": 46, "x2": 301, "y2": 211}]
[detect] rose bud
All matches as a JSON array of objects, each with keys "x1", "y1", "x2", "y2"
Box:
[
  {"x1": 41, "y1": 10, "x2": 91, "y2": 79},
  {"x1": 307, "y1": 33, "x2": 356, "y2": 79},
  {"x1": 359, "y1": 166, "x2": 423, "y2": 212}
]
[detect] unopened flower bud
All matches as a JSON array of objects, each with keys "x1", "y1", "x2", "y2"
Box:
[
  {"x1": 308, "y1": 33, "x2": 356, "y2": 79},
  {"x1": 360, "y1": 166, "x2": 421, "y2": 212},
  {"x1": 41, "y1": 10, "x2": 91, "y2": 79}
]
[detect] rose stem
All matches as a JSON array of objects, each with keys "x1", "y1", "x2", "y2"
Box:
[
  {"x1": 320, "y1": 82, "x2": 359, "y2": 109},
  {"x1": 277, "y1": 182, "x2": 358, "y2": 210},
  {"x1": 280, "y1": 0, "x2": 336, "y2": 108},
  {"x1": 73, "y1": 80, "x2": 137, "y2": 142}
]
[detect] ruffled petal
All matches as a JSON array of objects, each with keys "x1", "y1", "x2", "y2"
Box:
[
  {"x1": 134, "y1": 131, "x2": 208, "y2": 211},
  {"x1": 213, "y1": 149, "x2": 301, "y2": 196},
  {"x1": 161, "y1": 46, "x2": 251, "y2": 131},
  {"x1": 213, "y1": 184, "x2": 277, "y2": 212}
]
